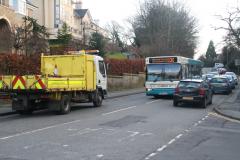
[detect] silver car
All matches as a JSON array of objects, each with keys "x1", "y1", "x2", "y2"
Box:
[{"x1": 225, "y1": 72, "x2": 238, "y2": 85}]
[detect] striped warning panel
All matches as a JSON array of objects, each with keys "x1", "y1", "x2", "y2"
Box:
[
  {"x1": 34, "y1": 75, "x2": 46, "y2": 90},
  {"x1": 12, "y1": 76, "x2": 26, "y2": 90}
]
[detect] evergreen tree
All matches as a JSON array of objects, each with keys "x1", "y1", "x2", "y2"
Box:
[
  {"x1": 57, "y1": 22, "x2": 72, "y2": 46},
  {"x1": 13, "y1": 16, "x2": 49, "y2": 55},
  {"x1": 89, "y1": 32, "x2": 106, "y2": 57},
  {"x1": 205, "y1": 40, "x2": 217, "y2": 67}
]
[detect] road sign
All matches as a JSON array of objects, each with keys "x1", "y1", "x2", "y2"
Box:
[
  {"x1": 214, "y1": 63, "x2": 224, "y2": 68},
  {"x1": 235, "y1": 59, "x2": 240, "y2": 66}
]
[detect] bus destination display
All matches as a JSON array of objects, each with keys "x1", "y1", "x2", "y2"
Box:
[{"x1": 149, "y1": 57, "x2": 177, "y2": 63}]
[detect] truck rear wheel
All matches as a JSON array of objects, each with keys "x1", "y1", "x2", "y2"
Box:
[
  {"x1": 93, "y1": 90, "x2": 102, "y2": 107},
  {"x1": 57, "y1": 95, "x2": 71, "y2": 115}
]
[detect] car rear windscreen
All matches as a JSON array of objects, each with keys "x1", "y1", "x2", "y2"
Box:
[
  {"x1": 178, "y1": 81, "x2": 201, "y2": 88},
  {"x1": 210, "y1": 78, "x2": 227, "y2": 83}
]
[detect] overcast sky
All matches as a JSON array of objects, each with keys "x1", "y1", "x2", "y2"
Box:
[{"x1": 83, "y1": 0, "x2": 240, "y2": 58}]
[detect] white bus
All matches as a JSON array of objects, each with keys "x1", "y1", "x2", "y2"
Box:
[{"x1": 145, "y1": 56, "x2": 203, "y2": 97}]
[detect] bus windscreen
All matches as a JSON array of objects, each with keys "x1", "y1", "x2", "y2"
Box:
[{"x1": 147, "y1": 63, "x2": 181, "y2": 81}]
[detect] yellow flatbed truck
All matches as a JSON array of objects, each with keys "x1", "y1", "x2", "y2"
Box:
[{"x1": 0, "y1": 52, "x2": 107, "y2": 114}]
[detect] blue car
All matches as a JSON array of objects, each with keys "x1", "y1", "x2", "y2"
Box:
[{"x1": 210, "y1": 76, "x2": 232, "y2": 95}]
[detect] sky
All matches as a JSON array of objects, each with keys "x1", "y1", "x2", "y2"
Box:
[{"x1": 83, "y1": 0, "x2": 240, "y2": 58}]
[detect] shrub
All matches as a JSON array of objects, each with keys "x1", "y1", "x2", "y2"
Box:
[
  {"x1": 0, "y1": 54, "x2": 40, "y2": 75},
  {"x1": 105, "y1": 59, "x2": 145, "y2": 75}
]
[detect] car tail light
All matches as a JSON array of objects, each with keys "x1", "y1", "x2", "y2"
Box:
[
  {"x1": 175, "y1": 87, "x2": 180, "y2": 94},
  {"x1": 199, "y1": 88, "x2": 205, "y2": 96}
]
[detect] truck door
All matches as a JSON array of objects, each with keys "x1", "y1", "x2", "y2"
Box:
[{"x1": 97, "y1": 60, "x2": 107, "y2": 92}]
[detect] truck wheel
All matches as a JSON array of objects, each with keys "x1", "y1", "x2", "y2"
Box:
[
  {"x1": 93, "y1": 90, "x2": 102, "y2": 107},
  {"x1": 58, "y1": 95, "x2": 71, "y2": 115}
]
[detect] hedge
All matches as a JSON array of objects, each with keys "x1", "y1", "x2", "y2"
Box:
[
  {"x1": 0, "y1": 54, "x2": 40, "y2": 75},
  {"x1": 105, "y1": 59, "x2": 145, "y2": 75},
  {"x1": 0, "y1": 54, "x2": 145, "y2": 76}
]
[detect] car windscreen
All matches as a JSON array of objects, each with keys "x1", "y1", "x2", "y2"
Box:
[
  {"x1": 146, "y1": 63, "x2": 181, "y2": 81},
  {"x1": 210, "y1": 78, "x2": 228, "y2": 83},
  {"x1": 178, "y1": 81, "x2": 201, "y2": 88}
]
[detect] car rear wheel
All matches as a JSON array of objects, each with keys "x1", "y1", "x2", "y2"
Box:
[
  {"x1": 173, "y1": 100, "x2": 178, "y2": 107},
  {"x1": 201, "y1": 98, "x2": 207, "y2": 108},
  {"x1": 208, "y1": 95, "x2": 212, "y2": 105}
]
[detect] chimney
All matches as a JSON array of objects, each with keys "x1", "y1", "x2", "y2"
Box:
[{"x1": 72, "y1": 0, "x2": 82, "y2": 9}]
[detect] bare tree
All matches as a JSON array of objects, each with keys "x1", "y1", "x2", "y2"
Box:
[
  {"x1": 130, "y1": 0, "x2": 198, "y2": 58},
  {"x1": 215, "y1": 8, "x2": 240, "y2": 48}
]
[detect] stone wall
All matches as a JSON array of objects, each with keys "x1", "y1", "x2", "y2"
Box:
[{"x1": 107, "y1": 73, "x2": 145, "y2": 91}]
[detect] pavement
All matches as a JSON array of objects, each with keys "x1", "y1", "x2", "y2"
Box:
[
  {"x1": 0, "y1": 88, "x2": 145, "y2": 116},
  {"x1": 214, "y1": 85, "x2": 240, "y2": 121}
]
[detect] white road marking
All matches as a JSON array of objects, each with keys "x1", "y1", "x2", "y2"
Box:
[
  {"x1": 194, "y1": 123, "x2": 198, "y2": 126},
  {"x1": 175, "y1": 134, "x2": 183, "y2": 139},
  {"x1": 157, "y1": 145, "x2": 167, "y2": 152},
  {"x1": 97, "y1": 154, "x2": 104, "y2": 158},
  {"x1": 149, "y1": 153, "x2": 157, "y2": 157},
  {"x1": 63, "y1": 144, "x2": 69, "y2": 147},
  {"x1": 145, "y1": 153, "x2": 157, "y2": 159},
  {"x1": 146, "y1": 100, "x2": 159, "y2": 104},
  {"x1": 0, "y1": 119, "x2": 82, "y2": 141},
  {"x1": 102, "y1": 106, "x2": 137, "y2": 116},
  {"x1": 198, "y1": 121, "x2": 202, "y2": 124},
  {"x1": 128, "y1": 131, "x2": 139, "y2": 137},
  {"x1": 118, "y1": 131, "x2": 140, "y2": 142},
  {"x1": 168, "y1": 139, "x2": 176, "y2": 145}
]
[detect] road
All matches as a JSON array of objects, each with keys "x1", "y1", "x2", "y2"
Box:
[{"x1": 0, "y1": 91, "x2": 239, "y2": 160}]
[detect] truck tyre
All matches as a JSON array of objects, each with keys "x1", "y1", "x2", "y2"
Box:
[
  {"x1": 57, "y1": 95, "x2": 71, "y2": 115},
  {"x1": 93, "y1": 90, "x2": 102, "y2": 107}
]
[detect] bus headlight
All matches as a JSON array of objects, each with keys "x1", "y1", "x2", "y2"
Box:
[{"x1": 147, "y1": 88, "x2": 152, "y2": 91}]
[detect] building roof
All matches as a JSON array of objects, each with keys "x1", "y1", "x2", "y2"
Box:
[{"x1": 74, "y1": 9, "x2": 88, "y2": 18}]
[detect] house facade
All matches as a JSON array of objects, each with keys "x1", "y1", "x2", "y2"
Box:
[
  {"x1": 0, "y1": 0, "x2": 108, "y2": 53},
  {"x1": 30, "y1": 0, "x2": 108, "y2": 44},
  {"x1": 0, "y1": 0, "x2": 36, "y2": 53}
]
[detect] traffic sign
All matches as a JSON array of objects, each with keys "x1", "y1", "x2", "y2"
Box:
[{"x1": 235, "y1": 59, "x2": 240, "y2": 66}]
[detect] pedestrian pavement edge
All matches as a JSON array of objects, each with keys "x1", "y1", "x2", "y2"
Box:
[{"x1": 213, "y1": 86, "x2": 240, "y2": 121}]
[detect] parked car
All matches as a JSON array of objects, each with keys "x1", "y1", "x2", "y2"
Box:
[
  {"x1": 192, "y1": 75, "x2": 202, "y2": 79},
  {"x1": 223, "y1": 75, "x2": 235, "y2": 89},
  {"x1": 225, "y1": 72, "x2": 238, "y2": 85},
  {"x1": 209, "y1": 72, "x2": 219, "y2": 76},
  {"x1": 173, "y1": 79, "x2": 213, "y2": 108},
  {"x1": 202, "y1": 73, "x2": 214, "y2": 81},
  {"x1": 210, "y1": 76, "x2": 232, "y2": 94}
]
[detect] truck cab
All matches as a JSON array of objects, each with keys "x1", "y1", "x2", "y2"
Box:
[{"x1": 94, "y1": 55, "x2": 107, "y2": 97}]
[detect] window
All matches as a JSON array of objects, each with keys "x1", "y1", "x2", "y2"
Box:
[
  {"x1": 178, "y1": 81, "x2": 201, "y2": 88},
  {"x1": 99, "y1": 61, "x2": 106, "y2": 77}
]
